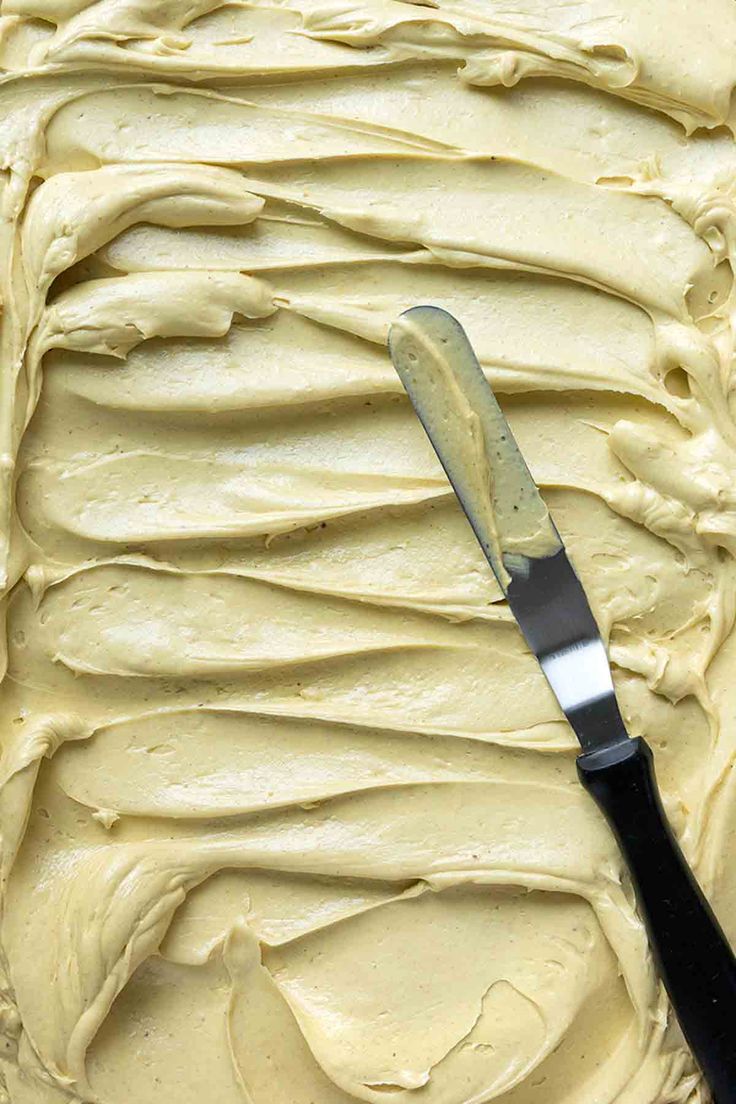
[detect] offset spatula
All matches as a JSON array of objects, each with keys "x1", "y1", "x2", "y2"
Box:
[{"x1": 388, "y1": 305, "x2": 736, "y2": 1103}]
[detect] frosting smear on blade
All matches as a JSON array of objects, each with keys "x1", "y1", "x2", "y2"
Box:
[
  {"x1": 2, "y1": 2, "x2": 736, "y2": 1103},
  {"x1": 389, "y1": 305, "x2": 562, "y2": 588}
]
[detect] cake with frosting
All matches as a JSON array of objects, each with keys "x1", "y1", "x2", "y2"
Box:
[{"x1": 1, "y1": 2, "x2": 736, "y2": 1101}]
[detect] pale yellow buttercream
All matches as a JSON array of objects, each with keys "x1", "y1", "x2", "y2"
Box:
[{"x1": 1, "y1": 3, "x2": 736, "y2": 1103}]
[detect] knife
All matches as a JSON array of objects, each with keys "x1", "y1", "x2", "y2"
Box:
[{"x1": 388, "y1": 304, "x2": 736, "y2": 1103}]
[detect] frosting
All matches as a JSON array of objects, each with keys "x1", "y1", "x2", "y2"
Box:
[{"x1": 1, "y1": 2, "x2": 736, "y2": 1102}]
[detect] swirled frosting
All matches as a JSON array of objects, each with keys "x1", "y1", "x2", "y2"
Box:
[{"x1": 2, "y1": 2, "x2": 736, "y2": 1102}]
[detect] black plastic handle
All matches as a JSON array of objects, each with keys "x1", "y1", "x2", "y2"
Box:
[{"x1": 577, "y1": 737, "x2": 736, "y2": 1102}]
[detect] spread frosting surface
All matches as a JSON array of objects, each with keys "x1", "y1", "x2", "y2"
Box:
[{"x1": 2, "y1": 2, "x2": 736, "y2": 1102}]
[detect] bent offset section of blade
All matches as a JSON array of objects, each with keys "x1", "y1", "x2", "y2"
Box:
[{"x1": 388, "y1": 305, "x2": 628, "y2": 752}]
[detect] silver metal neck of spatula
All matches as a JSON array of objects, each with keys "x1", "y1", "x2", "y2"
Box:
[{"x1": 503, "y1": 547, "x2": 628, "y2": 751}]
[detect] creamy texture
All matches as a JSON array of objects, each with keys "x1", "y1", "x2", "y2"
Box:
[{"x1": 2, "y1": 3, "x2": 736, "y2": 1103}]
